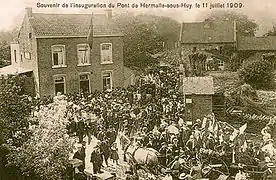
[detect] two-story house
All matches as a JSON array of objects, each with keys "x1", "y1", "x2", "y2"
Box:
[
  {"x1": 179, "y1": 19, "x2": 237, "y2": 70},
  {"x1": 8, "y1": 7, "x2": 124, "y2": 97}
]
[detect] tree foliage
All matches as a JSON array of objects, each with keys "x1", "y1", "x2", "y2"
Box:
[
  {"x1": 0, "y1": 40, "x2": 11, "y2": 68},
  {"x1": 264, "y1": 26, "x2": 276, "y2": 36},
  {"x1": 113, "y1": 13, "x2": 180, "y2": 69},
  {"x1": 207, "y1": 11, "x2": 258, "y2": 36},
  {"x1": 7, "y1": 98, "x2": 74, "y2": 180},
  {"x1": 0, "y1": 75, "x2": 33, "y2": 147},
  {"x1": 238, "y1": 59, "x2": 274, "y2": 89},
  {"x1": 0, "y1": 75, "x2": 33, "y2": 180}
]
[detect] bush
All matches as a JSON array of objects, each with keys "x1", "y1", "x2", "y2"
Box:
[{"x1": 238, "y1": 59, "x2": 274, "y2": 89}]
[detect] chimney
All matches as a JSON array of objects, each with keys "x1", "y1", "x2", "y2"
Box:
[
  {"x1": 105, "y1": 9, "x2": 112, "y2": 20},
  {"x1": 25, "y1": 7, "x2": 32, "y2": 18}
]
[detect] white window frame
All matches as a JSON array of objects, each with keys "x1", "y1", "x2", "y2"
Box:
[
  {"x1": 51, "y1": 45, "x2": 67, "y2": 68},
  {"x1": 24, "y1": 52, "x2": 31, "y2": 60},
  {"x1": 77, "y1": 44, "x2": 91, "y2": 66},
  {"x1": 102, "y1": 70, "x2": 113, "y2": 91},
  {"x1": 79, "y1": 72, "x2": 91, "y2": 94},
  {"x1": 100, "y1": 43, "x2": 113, "y2": 64},
  {"x1": 218, "y1": 60, "x2": 224, "y2": 67},
  {"x1": 53, "y1": 75, "x2": 66, "y2": 95}
]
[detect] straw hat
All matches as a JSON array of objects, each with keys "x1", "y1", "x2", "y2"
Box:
[
  {"x1": 179, "y1": 173, "x2": 186, "y2": 180},
  {"x1": 267, "y1": 163, "x2": 276, "y2": 168}
]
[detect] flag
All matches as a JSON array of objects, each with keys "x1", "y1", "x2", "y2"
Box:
[
  {"x1": 202, "y1": 117, "x2": 207, "y2": 129},
  {"x1": 214, "y1": 123, "x2": 218, "y2": 132},
  {"x1": 241, "y1": 140, "x2": 248, "y2": 152},
  {"x1": 239, "y1": 123, "x2": 247, "y2": 135},
  {"x1": 208, "y1": 120, "x2": 213, "y2": 132},
  {"x1": 87, "y1": 13, "x2": 93, "y2": 49},
  {"x1": 230, "y1": 129, "x2": 239, "y2": 141},
  {"x1": 232, "y1": 149, "x2": 235, "y2": 163}
]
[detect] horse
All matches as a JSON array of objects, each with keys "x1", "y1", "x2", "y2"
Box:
[{"x1": 118, "y1": 132, "x2": 160, "y2": 174}]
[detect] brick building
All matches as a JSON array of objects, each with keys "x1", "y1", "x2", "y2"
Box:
[
  {"x1": 179, "y1": 20, "x2": 237, "y2": 70},
  {"x1": 7, "y1": 8, "x2": 124, "y2": 97},
  {"x1": 181, "y1": 76, "x2": 215, "y2": 121}
]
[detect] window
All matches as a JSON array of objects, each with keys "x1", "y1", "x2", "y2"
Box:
[
  {"x1": 219, "y1": 46, "x2": 223, "y2": 54},
  {"x1": 20, "y1": 54, "x2": 23, "y2": 62},
  {"x1": 14, "y1": 50, "x2": 17, "y2": 62},
  {"x1": 218, "y1": 60, "x2": 224, "y2": 67},
  {"x1": 79, "y1": 73, "x2": 90, "y2": 94},
  {"x1": 102, "y1": 71, "x2": 112, "y2": 91},
  {"x1": 52, "y1": 45, "x2": 66, "y2": 67},
  {"x1": 77, "y1": 44, "x2": 90, "y2": 65},
  {"x1": 28, "y1": 33, "x2": 32, "y2": 39},
  {"x1": 54, "y1": 75, "x2": 66, "y2": 95},
  {"x1": 100, "y1": 43, "x2": 112, "y2": 64},
  {"x1": 24, "y1": 52, "x2": 31, "y2": 60}
]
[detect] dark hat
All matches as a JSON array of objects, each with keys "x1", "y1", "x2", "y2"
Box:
[
  {"x1": 125, "y1": 170, "x2": 132, "y2": 174},
  {"x1": 164, "y1": 168, "x2": 172, "y2": 173}
]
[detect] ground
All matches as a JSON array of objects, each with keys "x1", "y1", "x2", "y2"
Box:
[{"x1": 70, "y1": 135, "x2": 130, "y2": 179}]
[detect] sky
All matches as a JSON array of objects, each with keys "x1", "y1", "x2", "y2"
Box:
[{"x1": 1, "y1": 0, "x2": 276, "y2": 36}]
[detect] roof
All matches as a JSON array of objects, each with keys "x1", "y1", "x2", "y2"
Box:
[
  {"x1": 180, "y1": 20, "x2": 235, "y2": 43},
  {"x1": 182, "y1": 76, "x2": 214, "y2": 95},
  {"x1": 0, "y1": 65, "x2": 32, "y2": 75},
  {"x1": 237, "y1": 36, "x2": 276, "y2": 51},
  {"x1": 29, "y1": 13, "x2": 123, "y2": 37}
]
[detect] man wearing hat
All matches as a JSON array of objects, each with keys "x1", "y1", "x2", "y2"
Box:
[
  {"x1": 159, "y1": 142, "x2": 167, "y2": 166},
  {"x1": 178, "y1": 173, "x2": 186, "y2": 180},
  {"x1": 263, "y1": 162, "x2": 276, "y2": 180},
  {"x1": 125, "y1": 169, "x2": 133, "y2": 180},
  {"x1": 162, "y1": 169, "x2": 173, "y2": 180},
  {"x1": 234, "y1": 164, "x2": 247, "y2": 180},
  {"x1": 73, "y1": 143, "x2": 85, "y2": 172},
  {"x1": 90, "y1": 143, "x2": 103, "y2": 174}
]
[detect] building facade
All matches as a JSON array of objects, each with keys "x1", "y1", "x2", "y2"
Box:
[
  {"x1": 10, "y1": 8, "x2": 124, "y2": 97},
  {"x1": 181, "y1": 76, "x2": 215, "y2": 121},
  {"x1": 179, "y1": 20, "x2": 237, "y2": 71},
  {"x1": 237, "y1": 36, "x2": 276, "y2": 70}
]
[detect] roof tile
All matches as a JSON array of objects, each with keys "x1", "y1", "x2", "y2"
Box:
[
  {"x1": 237, "y1": 36, "x2": 276, "y2": 51},
  {"x1": 180, "y1": 20, "x2": 235, "y2": 43},
  {"x1": 182, "y1": 76, "x2": 214, "y2": 95},
  {"x1": 29, "y1": 13, "x2": 123, "y2": 37}
]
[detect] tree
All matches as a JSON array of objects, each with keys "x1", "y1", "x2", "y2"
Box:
[
  {"x1": 207, "y1": 11, "x2": 258, "y2": 36},
  {"x1": 7, "y1": 98, "x2": 73, "y2": 180},
  {"x1": 113, "y1": 13, "x2": 180, "y2": 69},
  {"x1": 0, "y1": 75, "x2": 33, "y2": 180},
  {"x1": 264, "y1": 25, "x2": 276, "y2": 36},
  {"x1": 238, "y1": 59, "x2": 274, "y2": 89},
  {"x1": 0, "y1": 40, "x2": 11, "y2": 67},
  {"x1": 0, "y1": 75, "x2": 33, "y2": 147}
]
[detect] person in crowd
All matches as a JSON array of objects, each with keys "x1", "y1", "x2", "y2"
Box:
[
  {"x1": 100, "y1": 137, "x2": 110, "y2": 167},
  {"x1": 235, "y1": 164, "x2": 247, "y2": 180},
  {"x1": 73, "y1": 143, "x2": 85, "y2": 172},
  {"x1": 90, "y1": 143, "x2": 103, "y2": 174},
  {"x1": 110, "y1": 142, "x2": 119, "y2": 165}
]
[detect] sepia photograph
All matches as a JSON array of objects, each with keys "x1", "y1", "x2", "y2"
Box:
[{"x1": 1, "y1": 0, "x2": 276, "y2": 179}]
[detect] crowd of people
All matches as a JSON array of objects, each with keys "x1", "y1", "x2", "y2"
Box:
[{"x1": 31, "y1": 65, "x2": 276, "y2": 180}]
